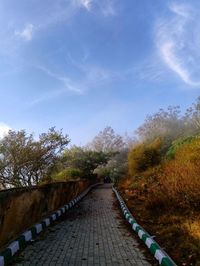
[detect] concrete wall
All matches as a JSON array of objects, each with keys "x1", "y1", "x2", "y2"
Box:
[{"x1": 0, "y1": 180, "x2": 90, "y2": 248}]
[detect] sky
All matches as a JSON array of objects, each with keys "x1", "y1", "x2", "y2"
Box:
[{"x1": 0, "y1": 0, "x2": 200, "y2": 144}]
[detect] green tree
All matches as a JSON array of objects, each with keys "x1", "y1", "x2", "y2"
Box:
[
  {"x1": 60, "y1": 146, "x2": 110, "y2": 179},
  {"x1": 0, "y1": 127, "x2": 70, "y2": 188}
]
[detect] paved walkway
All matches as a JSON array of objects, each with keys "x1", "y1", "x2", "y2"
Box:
[{"x1": 14, "y1": 184, "x2": 151, "y2": 266}]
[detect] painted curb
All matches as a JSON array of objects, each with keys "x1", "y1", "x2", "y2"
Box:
[
  {"x1": 0, "y1": 183, "x2": 102, "y2": 266},
  {"x1": 112, "y1": 187, "x2": 177, "y2": 266}
]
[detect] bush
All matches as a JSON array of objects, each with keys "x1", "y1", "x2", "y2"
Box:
[
  {"x1": 128, "y1": 138, "x2": 162, "y2": 177},
  {"x1": 148, "y1": 137, "x2": 200, "y2": 210},
  {"x1": 52, "y1": 168, "x2": 82, "y2": 181}
]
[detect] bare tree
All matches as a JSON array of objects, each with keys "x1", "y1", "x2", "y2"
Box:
[{"x1": 87, "y1": 126, "x2": 125, "y2": 153}]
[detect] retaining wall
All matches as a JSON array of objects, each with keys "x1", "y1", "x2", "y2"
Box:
[{"x1": 0, "y1": 180, "x2": 91, "y2": 248}]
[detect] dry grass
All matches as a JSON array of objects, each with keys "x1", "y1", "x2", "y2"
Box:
[
  {"x1": 118, "y1": 181, "x2": 200, "y2": 265},
  {"x1": 120, "y1": 138, "x2": 200, "y2": 265}
]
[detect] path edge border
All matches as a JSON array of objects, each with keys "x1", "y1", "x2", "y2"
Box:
[
  {"x1": 112, "y1": 187, "x2": 177, "y2": 266},
  {"x1": 0, "y1": 182, "x2": 102, "y2": 266}
]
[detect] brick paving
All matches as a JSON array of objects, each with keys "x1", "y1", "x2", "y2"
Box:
[{"x1": 14, "y1": 184, "x2": 151, "y2": 266}]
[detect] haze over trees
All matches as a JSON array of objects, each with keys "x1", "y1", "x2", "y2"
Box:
[
  {"x1": 120, "y1": 97, "x2": 200, "y2": 265},
  {"x1": 1, "y1": 97, "x2": 200, "y2": 195}
]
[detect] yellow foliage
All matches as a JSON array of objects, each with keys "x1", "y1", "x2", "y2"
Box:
[
  {"x1": 184, "y1": 220, "x2": 200, "y2": 240},
  {"x1": 149, "y1": 137, "x2": 200, "y2": 209},
  {"x1": 128, "y1": 138, "x2": 162, "y2": 177}
]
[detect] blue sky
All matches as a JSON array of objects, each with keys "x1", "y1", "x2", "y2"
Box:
[{"x1": 0, "y1": 0, "x2": 200, "y2": 144}]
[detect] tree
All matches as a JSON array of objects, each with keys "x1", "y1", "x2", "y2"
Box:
[
  {"x1": 184, "y1": 96, "x2": 200, "y2": 133},
  {"x1": 135, "y1": 106, "x2": 185, "y2": 154},
  {"x1": 87, "y1": 127, "x2": 134, "y2": 183},
  {"x1": 60, "y1": 146, "x2": 110, "y2": 179},
  {"x1": 0, "y1": 127, "x2": 70, "y2": 188},
  {"x1": 87, "y1": 126, "x2": 125, "y2": 153}
]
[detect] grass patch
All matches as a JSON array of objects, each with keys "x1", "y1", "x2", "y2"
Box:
[{"x1": 118, "y1": 180, "x2": 200, "y2": 266}]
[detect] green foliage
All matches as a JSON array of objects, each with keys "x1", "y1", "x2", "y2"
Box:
[
  {"x1": 94, "y1": 167, "x2": 111, "y2": 179},
  {"x1": 166, "y1": 134, "x2": 200, "y2": 159},
  {"x1": 0, "y1": 127, "x2": 70, "y2": 188},
  {"x1": 59, "y1": 146, "x2": 111, "y2": 179},
  {"x1": 52, "y1": 168, "x2": 81, "y2": 181}
]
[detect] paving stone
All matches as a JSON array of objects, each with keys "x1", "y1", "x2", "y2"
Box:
[{"x1": 13, "y1": 184, "x2": 151, "y2": 266}]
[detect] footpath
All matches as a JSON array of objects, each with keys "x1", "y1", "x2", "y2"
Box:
[{"x1": 14, "y1": 184, "x2": 151, "y2": 266}]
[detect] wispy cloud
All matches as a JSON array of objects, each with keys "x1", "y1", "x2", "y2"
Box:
[
  {"x1": 1, "y1": 0, "x2": 117, "y2": 52},
  {"x1": 156, "y1": 2, "x2": 200, "y2": 87},
  {"x1": 74, "y1": 0, "x2": 93, "y2": 11},
  {"x1": 72, "y1": 0, "x2": 117, "y2": 15},
  {"x1": 15, "y1": 23, "x2": 35, "y2": 41},
  {"x1": 99, "y1": 0, "x2": 116, "y2": 17},
  {"x1": 67, "y1": 53, "x2": 115, "y2": 84},
  {"x1": 28, "y1": 65, "x2": 84, "y2": 106},
  {"x1": 37, "y1": 66, "x2": 83, "y2": 94},
  {"x1": 169, "y1": 2, "x2": 191, "y2": 18},
  {"x1": 0, "y1": 122, "x2": 11, "y2": 138}
]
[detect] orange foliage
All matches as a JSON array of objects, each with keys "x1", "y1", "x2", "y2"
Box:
[{"x1": 148, "y1": 137, "x2": 200, "y2": 210}]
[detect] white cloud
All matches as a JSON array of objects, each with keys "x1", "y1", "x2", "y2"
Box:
[
  {"x1": 72, "y1": 0, "x2": 116, "y2": 15},
  {"x1": 72, "y1": 0, "x2": 92, "y2": 11},
  {"x1": 80, "y1": 0, "x2": 92, "y2": 11},
  {"x1": 156, "y1": 2, "x2": 200, "y2": 87},
  {"x1": 15, "y1": 23, "x2": 35, "y2": 41},
  {"x1": 0, "y1": 123, "x2": 11, "y2": 138},
  {"x1": 160, "y1": 41, "x2": 200, "y2": 86},
  {"x1": 169, "y1": 3, "x2": 190, "y2": 18}
]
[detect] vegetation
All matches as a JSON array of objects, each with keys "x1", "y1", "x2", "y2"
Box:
[
  {"x1": 0, "y1": 96, "x2": 200, "y2": 265},
  {"x1": 118, "y1": 97, "x2": 200, "y2": 265},
  {"x1": 0, "y1": 127, "x2": 70, "y2": 188},
  {"x1": 52, "y1": 146, "x2": 111, "y2": 181},
  {"x1": 88, "y1": 126, "x2": 133, "y2": 182}
]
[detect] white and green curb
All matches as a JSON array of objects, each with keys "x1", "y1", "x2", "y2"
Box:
[
  {"x1": 0, "y1": 183, "x2": 101, "y2": 266},
  {"x1": 112, "y1": 187, "x2": 177, "y2": 266}
]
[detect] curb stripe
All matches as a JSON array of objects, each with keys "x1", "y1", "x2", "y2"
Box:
[
  {"x1": 0, "y1": 249, "x2": 11, "y2": 264},
  {"x1": 43, "y1": 218, "x2": 50, "y2": 227},
  {"x1": 51, "y1": 214, "x2": 56, "y2": 221},
  {"x1": 155, "y1": 249, "x2": 166, "y2": 264},
  {"x1": 161, "y1": 257, "x2": 174, "y2": 266},
  {"x1": 0, "y1": 182, "x2": 102, "y2": 266},
  {"x1": 145, "y1": 237, "x2": 155, "y2": 248},
  {"x1": 35, "y1": 224, "x2": 42, "y2": 234},
  {"x1": 22, "y1": 231, "x2": 32, "y2": 242},
  {"x1": 57, "y1": 210, "x2": 62, "y2": 217},
  {"x1": 7, "y1": 242, "x2": 19, "y2": 256},
  {"x1": 112, "y1": 187, "x2": 176, "y2": 266},
  {"x1": 16, "y1": 236, "x2": 26, "y2": 249},
  {"x1": 0, "y1": 256, "x2": 4, "y2": 266}
]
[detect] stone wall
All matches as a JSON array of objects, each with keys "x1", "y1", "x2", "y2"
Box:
[{"x1": 0, "y1": 180, "x2": 91, "y2": 248}]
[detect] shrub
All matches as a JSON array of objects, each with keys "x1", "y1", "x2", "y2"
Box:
[
  {"x1": 52, "y1": 168, "x2": 82, "y2": 181},
  {"x1": 128, "y1": 138, "x2": 162, "y2": 177},
  {"x1": 148, "y1": 137, "x2": 200, "y2": 210}
]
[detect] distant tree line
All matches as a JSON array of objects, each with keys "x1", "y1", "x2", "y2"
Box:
[
  {"x1": 1, "y1": 97, "x2": 199, "y2": 190},
  {"x1": 0, "y1": 125, "x2": 131, "y2": 189}
]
